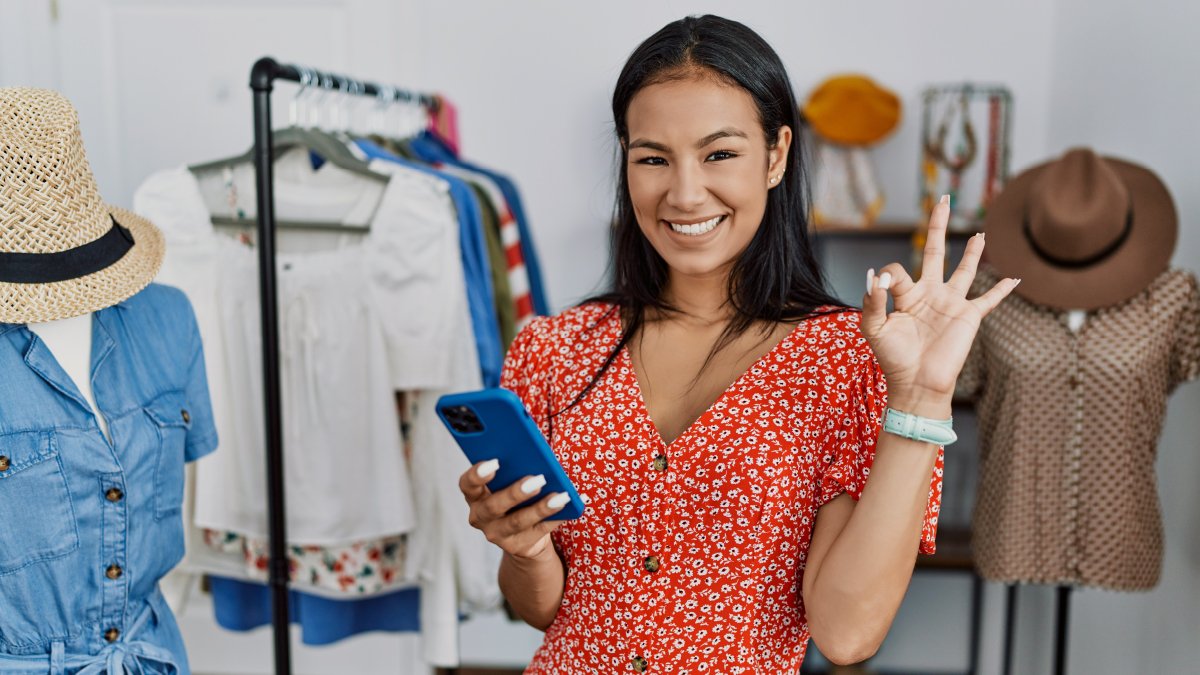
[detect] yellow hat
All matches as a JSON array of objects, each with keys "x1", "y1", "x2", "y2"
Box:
[{"x1": 802, "y1": 75, "x2": 901, "y2": 146}]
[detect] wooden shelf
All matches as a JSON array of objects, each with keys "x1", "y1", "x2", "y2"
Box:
[
  {"x1": 916, "y1": 526, "x2": 974, "y2": 571},
  {"x1": 811, "y1": 221, "x2": 980, "y2": 237}
]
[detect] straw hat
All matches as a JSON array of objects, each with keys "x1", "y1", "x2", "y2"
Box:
[
  {"x1": 1, "y1": 88, "x2": 163, "y2": 323},
  {"x1": 802, "y1": 74, "x2": 901, "y2": 146},
  {"x1": 983, "y1": 147, "x2": 1177, "y2": 310}
]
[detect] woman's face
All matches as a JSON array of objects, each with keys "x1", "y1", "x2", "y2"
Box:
[{"x1": 624, "y1": 74, "x2": 791, "y2": 283}]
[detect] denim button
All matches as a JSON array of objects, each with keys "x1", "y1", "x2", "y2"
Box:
[
  {"x1": 0, "y1": 456, "x2": 9, "y2": 472},
  {"x1": 105, "y1": 487, "x2": 124, "y2": 502},
  {"x1": 104, "y1": 628, "x2": 120, "y2": 642},
  {"x1": 106, "y1": 564, "x2": 123, "y2": 580},
  {"x1": 181, "y1": 409, "x2": 191, "y2": 424}
]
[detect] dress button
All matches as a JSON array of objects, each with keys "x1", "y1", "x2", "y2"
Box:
[
  {"x1": 104, "y1": 628, "x2": 120, "y2": 643},
  {"x1": 106, "y1": 564, "x2": 123, "y2": 580},
  {"x1": 181, "y1": 409, "x2": 191, "y2": 424},
  {"x1": 632, "y1": 655, "x2": 648, "y2": 672},
  {"x1": 652, "y1": 455, "x2": 668, "y2": 472},
  {"x1": 1069, "y1": 375, "x2": 1079, "y2": 389},
  {"x1": 105, "y1": 487, "x2": 124, "y2": 502},
  {"x1": 644, "y1": 555, "x2": 660, "y2": 573},
  {"x1": 0, "y1": 455, "x2": 9, "y2": 472}
]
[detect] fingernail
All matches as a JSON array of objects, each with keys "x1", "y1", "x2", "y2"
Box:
[
  {"x1": 940, "y1": 194, "x2": 950, "y2": 205},
  {"x1": 878, "y1": 272, "x2": 892, "y2": 290},
  {"x1": 866, "y1": 268, "x2": 875, "y2": 295},
  {"x1": 476, "y1": 459, "x2": 500, "y2": 479},
  {"x1": 547, "y1": 492, "x2": 570, "y2": 510},
  {"x1": 521, "y1": 474, "x2": 547, "y2": 494},
  {"x1": 1013, "y1": 278, "x2": 1022, "y2": 287}
]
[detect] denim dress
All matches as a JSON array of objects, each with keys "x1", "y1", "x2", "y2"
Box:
[{"x1": 0, "y1": 284, "x2": 218, "y2": 674}]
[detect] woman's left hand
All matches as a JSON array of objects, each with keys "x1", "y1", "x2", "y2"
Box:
[{"x1": 860, "y1": 195, "x2": 1019, "y2": 411}]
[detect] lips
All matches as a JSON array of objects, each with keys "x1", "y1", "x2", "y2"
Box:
[{"x1": 665, "y1": 215, "x2": 726, "y2": 236}]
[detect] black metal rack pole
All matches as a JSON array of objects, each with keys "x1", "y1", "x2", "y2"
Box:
[
  {"x1": 248, "y1": 56, "x2": 434, "y2": 674},
  {"x1": 249, "y1": 56, "x2": 292, "y2": 675}
]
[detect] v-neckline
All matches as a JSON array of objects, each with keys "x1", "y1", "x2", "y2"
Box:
[{"x1": 619, "y1": 318, "x2": 808, "y2": 451}]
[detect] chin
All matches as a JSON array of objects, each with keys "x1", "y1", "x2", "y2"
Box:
[{"x1": 658, "y1": 253, "x2": 736, "y2": 280}]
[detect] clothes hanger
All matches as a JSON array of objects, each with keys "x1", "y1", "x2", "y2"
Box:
[{"x1": 188, "y1": 68, "x2": 387, "y2": 184}]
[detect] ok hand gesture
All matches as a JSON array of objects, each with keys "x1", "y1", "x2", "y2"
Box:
[{"x1": 860, "y1": 195, "x2": 1019, "y2": 410}]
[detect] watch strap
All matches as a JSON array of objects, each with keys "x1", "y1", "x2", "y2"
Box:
[{"x1": 882, "y1": 407, "x2": 958, "y2": 446}]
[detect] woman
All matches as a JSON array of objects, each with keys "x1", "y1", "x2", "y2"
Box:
[{"x1": 459, "y1": 15, "x2": 1016, "y2": 673}]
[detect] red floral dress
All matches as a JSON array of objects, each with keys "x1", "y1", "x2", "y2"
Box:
[{"x1": 502, "y1": 303, "x2": 942, "y2": 674}]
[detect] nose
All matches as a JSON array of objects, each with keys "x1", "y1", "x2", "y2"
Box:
[{"x1": 665, "y1": 162, "x2": 707, "y2": 213}]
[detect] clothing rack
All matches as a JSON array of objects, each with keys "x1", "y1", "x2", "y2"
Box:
[
  {"x1": 247, "y1": 56, "x2": 436, "y2": 674},
  {"x1": 1000, "y1": 583, "x2": 1072, "y2": 675}
]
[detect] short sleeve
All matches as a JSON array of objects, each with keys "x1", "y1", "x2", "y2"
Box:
[
  {"x1": 181, "y1": 297, "x2": 219, "y2": 462},
  {"x1": 1169, "y1": 271, "x2": 1200, "y2": 390},
  {"x1": 500, "y1": 317, "x2": 552, "y2": 438},
  {"x1": 817, "y1": 343, "x2": 944, "y2": 555}
]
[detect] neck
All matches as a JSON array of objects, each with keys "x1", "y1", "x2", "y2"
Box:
[{"x1": 660, "y1": 268, "x2": 734, "y2": 326}]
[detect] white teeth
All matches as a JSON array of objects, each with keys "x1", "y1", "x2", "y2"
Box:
[{"x1": 669, "y1": 215, "x2": 723, "y2": 235}]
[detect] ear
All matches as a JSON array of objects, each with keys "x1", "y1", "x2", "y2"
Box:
[{"x1": 767, "y1": 125, "x2": 792, "y2": 187}]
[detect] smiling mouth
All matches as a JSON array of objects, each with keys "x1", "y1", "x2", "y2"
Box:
[{"x1": 665, "y1": 215, "x2": 726, "y2": 236}]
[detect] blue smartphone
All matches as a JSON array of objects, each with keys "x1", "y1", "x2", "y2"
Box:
[{"x1": 436, "y1": 388, "x2": 585, "y2": 520}]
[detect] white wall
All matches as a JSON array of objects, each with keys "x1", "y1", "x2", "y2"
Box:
[
  {"x1": 2, "y1": 1, "x2": 1196, "y2": 673},
  {"x1": 1042, "y1": 1, "x2": 1200, "y2": 674}
]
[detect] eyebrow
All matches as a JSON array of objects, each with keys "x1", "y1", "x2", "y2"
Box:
[{"x1": 628, "y1": 127, "x2": 749, "y2": 152}]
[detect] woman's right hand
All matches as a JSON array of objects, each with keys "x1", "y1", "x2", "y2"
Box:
[{"x1": 459, "y1": 459, "x2": 568, "y2": 561}]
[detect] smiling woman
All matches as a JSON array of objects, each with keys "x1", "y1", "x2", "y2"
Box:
[{"x1": 456, "y1": 13, "x2": 1017, "y2": 675}]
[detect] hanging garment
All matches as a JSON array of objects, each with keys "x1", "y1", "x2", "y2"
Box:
[
  {"x1": 958, "y1": 267, "x2": 1200, "y2": 590},
  {"x1": 204, "y1": 530, "x2": 408, "y2": 595},
  {"x1": 504, "y1": 304, "x2": 942, "y2": 674},
  {"x1": 208, "y1": 577, "x2": 421, "y2": 646},
  {"x1": 134, "y1": 156, "x2": 498, "y2": 663},
  {"x1": 409, "y1": 131, "x2": 551, "y2": 315},
  {"x1": 469, "y1": 181, "x2": 518, "y2": 347},
  {"x1": 421, "y1": 158, "x2": 535, "y2": 335},
  {"x1": 354, "y1": 137, "x2": 504, "y2": 387},
  {"x1": 0, "y1": 285, "x2": 217, "y2": 674}
]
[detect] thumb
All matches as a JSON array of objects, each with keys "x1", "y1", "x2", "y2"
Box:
[{"x1": 861, "y1": 268, "x2": 889, "y2": 338}]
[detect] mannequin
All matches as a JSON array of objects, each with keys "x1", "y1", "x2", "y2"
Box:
[
  {"x1": 26, "y1": 313, "x2": 110, "y2": 442},
  {"x1": 961, "y1": 148, "x2": 1198, "y2": 675},
  {"x1": 0, "y1": 88, "x2": 219, "y2": 673}
]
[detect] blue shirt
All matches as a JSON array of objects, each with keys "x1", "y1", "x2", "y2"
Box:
[
  {"x1": 353, "y1": 138, "x2": 504, "y2": 387},
  {"x1": 408, "y1": 132, "x2": 551, "y2": 315},
  {"x1": 0, "y1": 284, "x2": 218, "y2": 674}
]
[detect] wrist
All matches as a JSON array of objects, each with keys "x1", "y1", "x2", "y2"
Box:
[
  {"x1": 505, "y1": 542, "x2": 559, "y2": 568},
  {"x1": 886, "y1": 389, "x2": 953, "y2": 419}
]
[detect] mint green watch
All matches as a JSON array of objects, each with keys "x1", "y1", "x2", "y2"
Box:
[{"x1": 882, "y1": 407, "x2": 958, "y2": 446}]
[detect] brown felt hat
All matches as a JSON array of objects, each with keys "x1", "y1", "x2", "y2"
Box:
[
  {"x1": 983, "y1": 147, "x2": 1176, "y2": 310},
  {"x1": 0, "y1": 88, "x2": 163, "y2": 323}
]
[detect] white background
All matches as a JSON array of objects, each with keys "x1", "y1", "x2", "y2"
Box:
[{"x1": 2, "y1": 0, "x2": 1198, "y2": 673}]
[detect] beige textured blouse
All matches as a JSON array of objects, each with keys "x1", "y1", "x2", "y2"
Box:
[{"x1": 957, "y1": 266, "x2": 1200, "y2": 591}]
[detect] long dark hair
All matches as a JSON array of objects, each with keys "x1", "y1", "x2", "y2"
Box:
[{"x1": 553, "y1": 15, "x2": 849, "y2": 425}]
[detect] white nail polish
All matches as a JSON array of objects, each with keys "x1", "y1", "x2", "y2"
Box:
[
  {"x1": 878, "y1": 272, "x2": 893, "y2": 290},
  {"x1": 547, "y1": 492, "x2": 570, "y2": 510},
  {"x1": 476, "y1": 459, "x2": 499, "y2": 479},
  {"x1": 866, "y1": 268, "x2": 875, "y2": 295},
  {"x1": 521, "y1": 474, "x2": 547, "y2": 494},
  {"x1": 940, "y1": 194, "x2": 950, "y2": 205}
]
